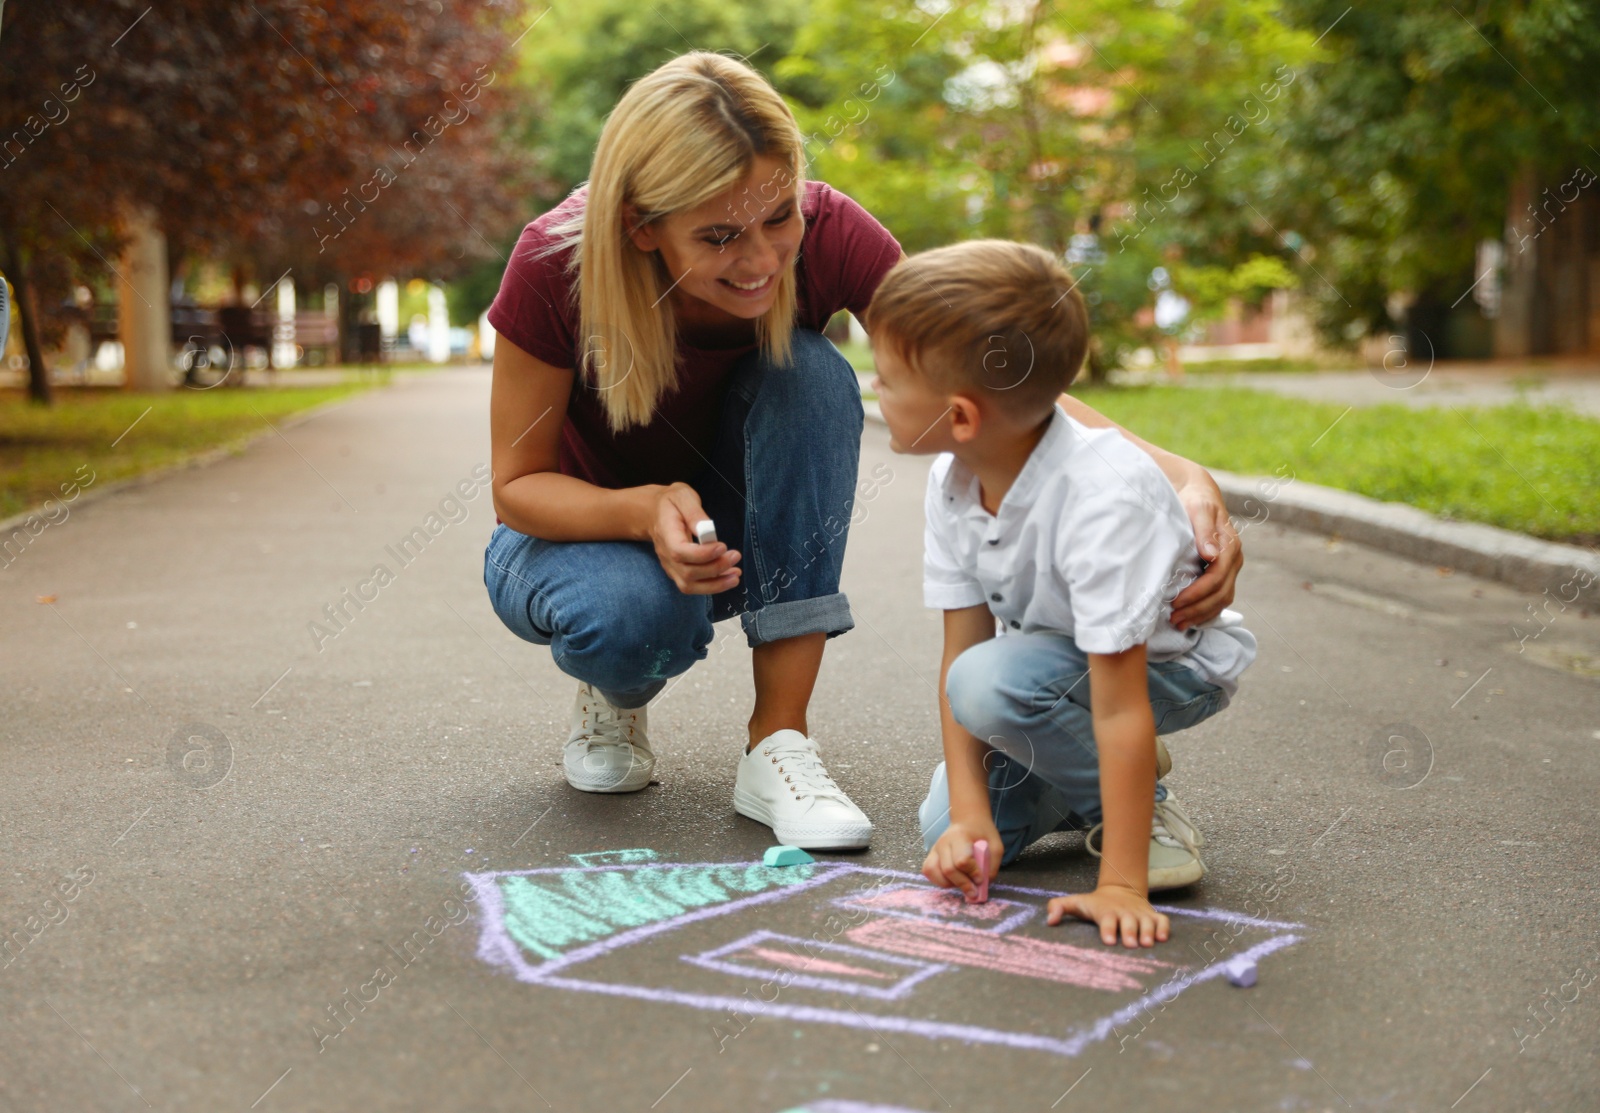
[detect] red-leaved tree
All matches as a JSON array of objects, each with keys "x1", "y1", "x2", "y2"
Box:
[{"x1": 0, "y1": 0, "x2": 542, "y2": 401}]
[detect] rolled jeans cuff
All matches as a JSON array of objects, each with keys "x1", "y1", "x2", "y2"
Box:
[{"x1": 740, "y1": 591, "x2": 854, "y2": 648}]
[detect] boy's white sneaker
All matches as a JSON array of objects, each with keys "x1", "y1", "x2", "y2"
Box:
[
  {"x1": 1086, "y1": 792, "x2": 1206, "y2": 891},
  {"x1": 734, "y1": 729, "x2": 873, "y2": 850},
  {"x1": 563, "y1": 683, "x2": 653, "y2": 793}
]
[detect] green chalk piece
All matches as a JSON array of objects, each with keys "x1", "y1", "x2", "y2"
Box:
[{"x1": 763, "y1": 845, "x2": 815, "y2": 867}]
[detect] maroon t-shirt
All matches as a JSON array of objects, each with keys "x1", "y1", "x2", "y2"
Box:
[{"x1": 486, "y1": 179, "x2": 903, "y2": 490}]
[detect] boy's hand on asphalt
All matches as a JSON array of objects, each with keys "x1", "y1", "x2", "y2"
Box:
[
  {"x1": 1047, "y1": 885, "x2": 1170, "y2": 948},
  {"x1": 650, "y1": 482, "x2": 740, "y2": 595},
  {"x1": 923, "y1": 820, "x2": 1002, "y2": 900}
]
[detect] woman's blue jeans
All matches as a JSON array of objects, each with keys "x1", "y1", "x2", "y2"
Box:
[
  {"x1": 918, "y1": 632, "x2": 1226, "y2": 867},
  {"x1": 483, "y1": 329, "x2": 864, "y2": 709}
]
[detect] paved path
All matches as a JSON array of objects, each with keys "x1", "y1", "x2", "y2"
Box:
[{"x1": 3, "y1": 370, "x2": 1597, "y2": 1112}]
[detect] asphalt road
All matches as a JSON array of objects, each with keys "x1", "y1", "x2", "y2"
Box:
[{"x1": 3, "y1": 369, "x2": 1597, "y2": 1113}]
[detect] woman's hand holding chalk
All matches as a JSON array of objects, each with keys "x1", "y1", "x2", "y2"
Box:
[{"x1": 968, "y1": 839, "x2": 990, "y2": 904}]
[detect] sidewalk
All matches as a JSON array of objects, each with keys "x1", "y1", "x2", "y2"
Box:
[{"x1": 3, "y1": 369, "x2": 1597, "y2": 1111}]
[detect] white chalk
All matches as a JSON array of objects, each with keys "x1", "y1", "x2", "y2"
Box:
[
  {"x1": 694, "y1": 519, "x2": 718, "y2": 545},
  {"x1": 1224, "y1": 959, "x2": 1257, "y2": 988}
]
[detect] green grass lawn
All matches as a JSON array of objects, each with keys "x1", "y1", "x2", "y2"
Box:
[
  {"x1": 1178, "y1": 356, "x2": 1352, "y2": 374},
  {"x1": 0, "y1": 381, "x2": 377, "y2": 521},
  {"x1": 840, "y1": 334, "x2": 1593, "y2": 543},
  {"x1": 1072, "y1": 385, "x2": 1599, "y2": 546}
]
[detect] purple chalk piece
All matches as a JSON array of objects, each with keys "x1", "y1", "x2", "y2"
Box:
[{"x1": 1224, "y1": 959, "x2": 1257, "y2": 987}]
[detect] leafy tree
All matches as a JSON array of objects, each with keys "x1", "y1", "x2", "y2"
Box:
[
  {"x1": 779, "y1": 0, "x2": 1318, "y2": 374},
  {"x1": 510, "y1": 0, "x2": 809, "y2": 206},
  {"x1": 0, "y1": 0, "x2": 536, "y2": 400},
  {"x1": 1175, "y1": 254, "x2": 1301, "y2": 327},
  {"x1": 774, "y1": 0, "x2": 983, "y2": 255},
  {"x1": 1269, "y1": 0, "x2": 1600, "y2": 350}
]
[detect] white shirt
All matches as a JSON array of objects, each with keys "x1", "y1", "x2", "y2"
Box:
[{"x1": 923, "y1": 405, "x2": 1256, "y2": 699}]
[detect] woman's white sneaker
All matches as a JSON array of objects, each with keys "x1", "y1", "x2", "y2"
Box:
[
  {"x1": 563, "y1": 683, "x2": 653, "y2": 793},
  {"x1": 733, "y1": 729, "x2": 872, "y2": 849}
]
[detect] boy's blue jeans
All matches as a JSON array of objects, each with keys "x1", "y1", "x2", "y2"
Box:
[
  {"x1": 919, "y1": 632, "x2": 1226, "y2": 867},
  {"x1": 482, "y1": 329, "x2": 863, "y2": 709}
]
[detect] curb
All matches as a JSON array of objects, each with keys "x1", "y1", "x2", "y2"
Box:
[
  {"x1": 862, "y1": 399, "x2": 1598, "y2": 601},
  {"x1": 1212, "y1": 469, "x2": 1598, "y2": 601}
]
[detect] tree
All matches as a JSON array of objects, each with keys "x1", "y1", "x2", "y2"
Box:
[
  {"x1": 779, "y1": 0, "x2": 1319, "y2": 374},
  {"x1": 0, "y1": 0, "x2": 538, "y2": 400},
  {"x1": 509, "y1": 0, "x2": 810, "y2": 206},
  {"x1": 1268, "y1": 0, "x2": 1600, "y2": 353},
  {"x1": 774, "y1": 0, "x2": 984, "y2": 256}
]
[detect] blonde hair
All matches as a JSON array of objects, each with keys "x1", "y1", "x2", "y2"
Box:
[
  {"x1": 864, "y1": 240, "x2": 1090, "y2": 419},
  {"x1": 540, "y1": 52, "x2": 807, "y2": 432}
]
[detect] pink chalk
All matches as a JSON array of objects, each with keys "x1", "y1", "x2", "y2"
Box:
[
  {"x1": 745, "y1": 945, "x2": 893, "y2": 981},
  {"x1": 845, "y1": 885, "x2": 1013, "y2": 922},
  {"x1": 844, "y1": 916, "x2": 1173, "y2": 993},
  {"x1": 970, "y1": 840, "x2": 990, "y2": 904}
]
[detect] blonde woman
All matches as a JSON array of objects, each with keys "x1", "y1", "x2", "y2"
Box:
[{"x1": 482, "y1": 52, "x2": 1243, "y2": 850}]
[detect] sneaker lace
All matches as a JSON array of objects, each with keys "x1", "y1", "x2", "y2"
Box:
[
  {"x1": 1085, "y1": 798, "x2": 1202, "y2": 859},
  {"x1": 580, "y1": 692, "x2": 642, "y2": 751},
  {"x1": 1151, "y1": 798, "x2": 1203, "y2": 856},
  {"x1": 760, "y1": 736, "x2": 851, "y2": 805}
]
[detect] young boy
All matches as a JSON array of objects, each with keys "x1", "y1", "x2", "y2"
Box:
[{"x1": 862, "y1": 240, "x2": 1257, "y2": 949}]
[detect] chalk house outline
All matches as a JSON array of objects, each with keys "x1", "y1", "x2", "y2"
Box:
[{"x1": 465, "y1": 852, "x2": 1304, "y2": 1059}]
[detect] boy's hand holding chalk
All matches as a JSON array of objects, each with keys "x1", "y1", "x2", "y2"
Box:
[
  {"x1": 967, "y1": 839, "x2": 990, "y2": 904},
  {"x1": 922, "y1": 820, "x2": 1001, "y2": 902}
]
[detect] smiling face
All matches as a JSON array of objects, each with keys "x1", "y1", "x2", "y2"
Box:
[{"x1": 624, "y1": 155, "x2": 803, "y2": 326}]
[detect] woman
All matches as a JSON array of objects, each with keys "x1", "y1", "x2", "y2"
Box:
[{"x1": 482, "y1": 52, "x2": 1242, "y2": 851}]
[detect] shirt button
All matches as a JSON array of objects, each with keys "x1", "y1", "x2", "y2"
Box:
[
  {"x1": 987, "y1": 538, "x2": 999, "y2": 546},
  {"x1": 990, "y1": 593, "x2": 1002, "y2": 602},
  {"x1": 1009, "y1": 620, "x2": 1021, "y2": 629}
]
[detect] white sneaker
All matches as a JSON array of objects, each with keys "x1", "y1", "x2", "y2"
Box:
[
  {"x1": 733, "y1": 729, "x2": 872, "y2": 850},
  {"x1": 563, "y1": 683, "x2": 653, "y2": 793},
  {"x1": 1086, "y1": 793, "x2": 1206, "y2": 891}
]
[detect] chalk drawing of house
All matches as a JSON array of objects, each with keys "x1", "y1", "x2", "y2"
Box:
[
  {"x1": 777, "y1": 1103, "x2": 932, "y2": 1113},
  {"x1": 465, "y1": 851, "x2": 1303, "y2": 1059}
]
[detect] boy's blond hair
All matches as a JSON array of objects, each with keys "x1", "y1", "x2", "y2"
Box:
[{"x1": 864, "y1": 239, "x2": 1090, "y2": 419}]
